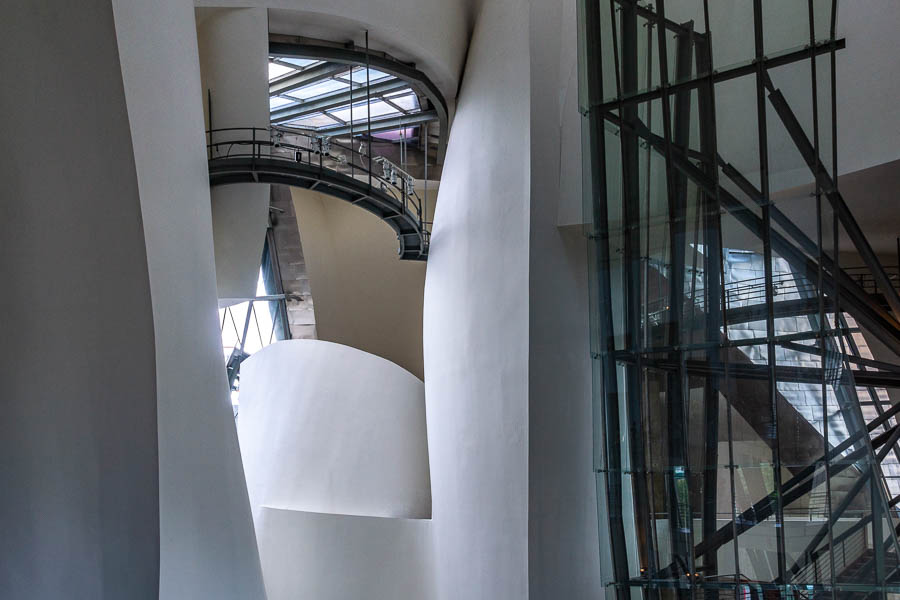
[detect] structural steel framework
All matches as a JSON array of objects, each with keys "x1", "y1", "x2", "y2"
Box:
[{"x1": 579, "y1": 1, "x2": 900, "y2": 598}]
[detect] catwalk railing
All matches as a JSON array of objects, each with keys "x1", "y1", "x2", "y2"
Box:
[{"x1": 206, "y1": 126, "x2": 431, "y2": 260}]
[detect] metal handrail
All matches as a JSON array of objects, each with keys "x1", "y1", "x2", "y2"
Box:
[
  {"x1": 206, "y1": 126, "x2": 431, "y2": 255},
  {"x1": 643, "y1": 263, "x2": 900, "y2": 326}
]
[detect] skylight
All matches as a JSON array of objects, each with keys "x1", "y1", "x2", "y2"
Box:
[{"x1": 267, "y1": 57, "x2": 427, "y2": 136}]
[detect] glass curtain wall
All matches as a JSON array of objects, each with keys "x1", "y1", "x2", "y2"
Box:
[{"x1": 578, "y1": 1, "x2": 900, "y2": 597}]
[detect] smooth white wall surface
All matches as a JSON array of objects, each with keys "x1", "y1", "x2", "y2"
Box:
[
  {"x1": 111, "y1": 1, "x2": 267, "y2": 598},
  {"x1": 197, "y1": 7, "x2": 271, "y2": 304},
  {"x1": 238, "y1": 340, "x2": 431, "y2": 520},
  {"x1": 528, "y1": 0, "x2": 604, "y2": 597},
  {"x1": 291, "y1": 187, "x2": 428, "y2": 379},
  {"x1": 0, "y1": 2, "x2": 159, "y2": 597},
  {"x1": 255, "y1": 508, "x2": 433, "y2": 600},
  {"x1": 422, "y1": 0, "x2": 531, "y2": 597}
]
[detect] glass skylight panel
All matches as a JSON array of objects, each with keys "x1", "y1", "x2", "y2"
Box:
[
  {"x1": 383, "y1": 92, "x2": 419, "y2": 112},
  {"x1": 328, "y1": 99, "x2": 400, "y2": 124},
  {"x1": 278, "y1": 57, "x2": 319, "y2": 69},
  {"x1": 285, "y1": 78, "x2": 348, "y2": 101},
  {"x1": 350, "y1": 68, "x2": 393, "y2": 84},
  {"x1": 270, "y1": 96, "x2": 295, "y2": 110},
  {"x1": 284, "y1": 113, "x2": 340, "y2": 129},
  {"x1": 268, "y1": 62, "x2": 296, "y2": 81},
  {"x1": 374, "y1": 127, "x2": 419, "y2": 141}
]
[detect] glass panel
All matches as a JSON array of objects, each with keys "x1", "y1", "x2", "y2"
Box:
[
  {"x1": 579, "y1": 1, "x2": 900, "y2": 596},
  {"x1": 268, "y1": 62, "x2": 296, "y2": 81},
  {"x1": 283, "y1": 112, "x2": 340, "y2": 129},
  {"x1": 270, "y1": 96, "x2": 295, "y2": 110},
  {"x1": 278, "y1": 57, "x2": 319, "y2": 69},
  {"x1": 383, "y1": 92, "x2": 420, "y2": 112},
  {"x1": 285, "y1": 78, "x2": 348, "y2": 101},
  {"x1": 328, "y1": 99, "x2": 403, "y2": 123},
  {"x1": 350, "y1": 67, "x2": 392, "y2": 83}
]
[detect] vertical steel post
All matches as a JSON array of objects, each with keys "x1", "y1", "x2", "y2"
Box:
[
  {"x1": 751, "y1": 0, "x2": 788, "y2": 587},
  {"x1": 581, "y1": 0, "x2": 629, "y2": 596},
  {"x1": 654, "y1": 0, "x2": 695, "y2": 587},
  {"x1": 365, "y1": 31, "x2": 373, "y2": 190},
  {"x1": 696, "y1": 22, "x2": 723, "y2": 594},
  {"x1": 616, "y1": 1, "x2": 656, "y2": 585}
]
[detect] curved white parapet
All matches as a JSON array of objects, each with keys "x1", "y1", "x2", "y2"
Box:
[
  {"x1": 254, "y1": 508, "x2": 433, "y2": 600},
  {"x1": 238, "y1": 339, "x2": 431, "y2": 520}
]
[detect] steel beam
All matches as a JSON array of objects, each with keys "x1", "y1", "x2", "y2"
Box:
[
  {"x1": 270, "y1": 36, "x2": 449, "y2": 163},
  {"x1": 766, "y1": 86, "x2": 900, "y2": 321},
  {"x1": 270, "y1": 78, "x2": 409, "y2": 124},
  {"x1": 593, "y1": 39, "x2": 845, "y2": 113},
  {"x1": 269, "y1": 62, "x2": 347, "y2": 96},
  {"x1": 308, "y1": 110, "x2": 439, "y2": 137}
]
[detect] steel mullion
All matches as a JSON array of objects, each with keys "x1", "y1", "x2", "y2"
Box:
[
  {"x1": 764, "y1": 86, "x2": 900, "y2": 322},
  {"x1": 614, "y1": 1, "x2": 657, "y2": 587},
  {"x1": 580, "y1": 0, "x2": 630, "y2": 596},
  {"x1": 751, "y1": 0, "x2": 788, "y2": 588},
  {"x1": 650, "y1": 404, "x2": 900, "y2": 578},
  {"x1": 594, "y1": 39, "x2": 845, "y2": 113},
  {"x1": 695, "y1": 20, "x2": 724, "y2": 593},
  {"x1": 601, "y1": 109, "x2": 900, "y2": 356},
  {"x1": 652, "y1": 1, "x2": 696, "y2": 591}
]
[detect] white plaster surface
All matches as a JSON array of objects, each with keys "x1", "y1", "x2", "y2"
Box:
[
  {"x1": 111, "y1": 0, "x2": 267, "y2": 597},
  {"x1": 528, "y1": 0, "x2": 604, "y2": 597},
  {"x1": 254, "y1": 508, "x2": 433, "y2": 600},
  {"x1": 238, "y1": 339, "x2": 431, "y2": 520},
  {"x1": 291, "y1": 187, "x2": 428, "y2": 379},
  {"x1": 422, "y1": 0, "x2": 531, "y2": 598},
  {"x1": 0, "y1": 2, "x2": 159, "y2": 597},
  {"x1": 197, "y1": 7, "x2": 271, "y2": 305}
]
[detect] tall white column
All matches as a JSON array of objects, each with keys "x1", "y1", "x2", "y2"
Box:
[
  {"x1": 112, "y1": 0, "x2": 268, "y2": 598},
  {"x1": 422, "y1": 0, "x2": 531, "y2": 598},
  {"x1": 197, "y1": 7, "x2": 271, "y2": 305}
]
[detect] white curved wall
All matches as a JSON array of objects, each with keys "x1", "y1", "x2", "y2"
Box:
[
  {"x1": 0, "y1": 3, "x2": 160, "y2": 598},
  {"x1": 112, "y1": 1, "x2": 267, "y2": 598},
  {"x1": 254, "y1": 508, "x2": 433, "y2": 600},
  {"x1": 238, "y1": 340, "x2": 432, "y2": 599},
  {"x1": 238, "y1": 339, "x2": 431, "y2": 520},
  {"x1": 197, "y1": 8, "x2": 271, "y2": 304},
  {"x1": 291, "y1": 187, "x2": 428, "y2": 379},
  {"x1": 422, "y1": 0, "x2": 531, "y2": 598}
]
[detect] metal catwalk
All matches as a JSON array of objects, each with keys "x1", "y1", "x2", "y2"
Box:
[{"x1": 578, "y1": 1, "x2": 900, "y2": 597}]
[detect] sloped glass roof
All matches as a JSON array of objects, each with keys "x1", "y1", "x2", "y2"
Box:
[{"x1": 268, "y1": 57, "x2": 424, "y2": 138}]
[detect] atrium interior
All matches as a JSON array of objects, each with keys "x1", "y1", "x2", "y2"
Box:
[{"x1": 4, "y1": 1, "x2": 900, "y2": 599}]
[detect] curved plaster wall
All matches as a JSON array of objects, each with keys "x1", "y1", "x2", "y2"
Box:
[
  {"x1": 237, "y1": 339, "x2": 431, "y2": 520},
  {"x1": 253, "y1": 508, "x2": 433, "y2": 600},
  {"x1": 112, "y1": 1, "x2": 267, "y2": 598},
  {"x1": 291, "y1": 187, "x2": 429, "y2": 379},
  {"x1": 1, "y1": 3, "x2": 160, "y2": 598},
  {"x1": 422, "y1": 0, "x2": 531, "y2": 598},
  {"x1": 197, "y1": 7, "x2": 272, "y2": 305},
  {"x1": 238, "y1": 340, "x2": 432, "y2": 599},
  {"x1": 195, "y1": 0, "x2": 474, "y2": 103}
]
